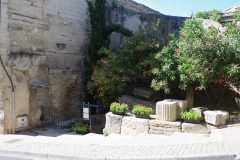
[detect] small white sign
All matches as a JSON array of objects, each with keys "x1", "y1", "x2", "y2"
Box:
[{"x1": 83, "y1": 108, "x2": 89, "y2": 119}]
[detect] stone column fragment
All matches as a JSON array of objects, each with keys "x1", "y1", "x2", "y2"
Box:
[
  {"x1": 164, "y1": 99, "x2": 188, "y2": 119},
  {"x1": 156, "y1": 101, "x2": 177, "y2": 121}
]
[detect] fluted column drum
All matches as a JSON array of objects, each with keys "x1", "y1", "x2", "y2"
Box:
[{"x1": 156, "y1": 101, "x2": 177, "y2": 121}]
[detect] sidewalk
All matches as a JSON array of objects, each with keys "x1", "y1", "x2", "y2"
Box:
[{"x1": 0, "y1": 125, "x2": 239, "y2": 160}]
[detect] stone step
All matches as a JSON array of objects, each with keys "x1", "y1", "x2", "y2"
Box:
[
  {"x1": 118, "y1": 95, "x2": 155, "y2": 109},
  {"x1": 132, "y1": 87, "x2": 160, "y2": 101}
]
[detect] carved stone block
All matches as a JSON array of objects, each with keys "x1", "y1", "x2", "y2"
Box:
[
  {"x1": 182, "y1": 122, "x2": 211, "y2": 134},
  {"x1": 203, "y1": 110, "x2": 229, "y2": 126},
  {"x1": 103, "y1": 112, "x2": 123, "y2": 134},
  {"x1": 121, "y1": 117, "x2": 149, "y2": 136},
  {"x1": 164, "y1": 99, "x2": 188, "y2": 119},
  {"x1": 156, "y1": 101, "x2": 177, "y2": 121}
]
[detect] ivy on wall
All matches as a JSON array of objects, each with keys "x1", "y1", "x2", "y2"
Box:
[{"x1": 84, "y1": 0, "x2": 132, "y2": 103}]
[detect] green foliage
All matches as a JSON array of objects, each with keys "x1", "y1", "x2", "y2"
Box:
[
  {"x1": 103, "y1": 133, "x2": 109, "y2": 137},
  {"x1": 181, "y1": 111, "x2": 201, "y2": 120},
  {"x1": 110, "y1": 102, "x2": 128, "y2": 112},
  {"x1": 234, "y1": 7, "x2": 240, "y2": 21},
  {"x1": 87, "y1": 23, "x2": 163, "y2": 105},
  {"x1": 195, "y1": 10, "x2": 222, "y2": 22},
  {"x1": 106, "y1": 23, "x2": 133, "y2": 37},
  {"x1": 132, "y1": 104, "x2": 153, "y2": 115},
  {"x1": 111, "y1": 0, "x2": 125, "y2": 10},
  {"x1": 151, "y1": 19, "x2": 240, "y2": 108},
  {"x1": 74, "y1": 123, "x2": 89, "y2": 132},
  {"x1": 84, "y1": 0, "x2": 132, "y2": 103}
]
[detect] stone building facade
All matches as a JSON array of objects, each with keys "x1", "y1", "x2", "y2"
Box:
[{"x1": 0, "y1": 0, "x2": 90, "y2": 134}]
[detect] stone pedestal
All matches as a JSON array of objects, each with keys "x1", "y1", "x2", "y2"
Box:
[
  {"x1": 190, "y1": 107, "x2": 208, "y2": 122},
  {"x1": 164, "y1": 99, "x2": 188, "y2": 119},
  {"x1": 121, "y1": 117, "x2": 149, "y2": 136},
  {"x1": 203, "y1": 110, "x2": 229, "y2": 126},
  {"x1": 156, "y1": 101, "x2": 177, "y2": 121},
  {"x1": 103, "y1": 112, "x2": 123, "y2": 134},
  {"x1": 149, "y1": 120, "x2": 182, "y2": 135},
  {"x1": 182, "y1": 122, "x2": 211, "y2": 134}
]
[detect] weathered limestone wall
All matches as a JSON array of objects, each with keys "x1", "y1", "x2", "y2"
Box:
[
  {"x1": 0, "y1": 0, "x2": 89, "y2": 133},
  {"x1": 107, "y1": 7, "x2": 187, "y2": 51},
  {"x1": 106, "y1": 0, "x2": 162, "y2": 14},
  {"x1": 0, "y1": 0, "x2": 11, "y2": 133}
]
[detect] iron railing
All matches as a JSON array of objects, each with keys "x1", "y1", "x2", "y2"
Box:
[{"x1": 40, "y1": 106, "x2": 105, "y2": 134}]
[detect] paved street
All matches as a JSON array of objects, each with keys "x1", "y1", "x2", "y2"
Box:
[{"x1": 0, "y1": 125, "x2": 239, "y2": 160}]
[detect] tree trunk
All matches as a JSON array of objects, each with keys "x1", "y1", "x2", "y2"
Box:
[{"x1": 186, "y1": 86, "x2": 194, "y2": 109}]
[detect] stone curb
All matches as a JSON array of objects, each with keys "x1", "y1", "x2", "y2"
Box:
[{"x1": 0, "y1": 149, "x2": 240, "y2": 160}]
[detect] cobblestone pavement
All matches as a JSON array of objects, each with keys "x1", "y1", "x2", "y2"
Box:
[{"x1": 0, "y1": 125, "x2": 239, "y2": 160}]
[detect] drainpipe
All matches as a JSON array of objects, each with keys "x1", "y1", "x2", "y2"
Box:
[{"x1": 0, "y1": 55, "x2": 15, "y2": 134}]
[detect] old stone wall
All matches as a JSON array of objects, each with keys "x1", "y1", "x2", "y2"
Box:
[
  {"x1": 107, "y1": 7, "x2": 187, "y2": 51},
  {"x1": 106, "y1": 0, "x2": 162, "y2": 14},
  {"x1": 0, "y1": 0, "x2": 90, "y2": 133}
]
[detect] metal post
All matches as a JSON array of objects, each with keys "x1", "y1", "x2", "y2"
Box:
[
  {"x1": 53, "y1": 108, "x2": 55, "y2": 130},
  {"x1": 89, "y1": 102, "x2": 92, "y2": 133}
]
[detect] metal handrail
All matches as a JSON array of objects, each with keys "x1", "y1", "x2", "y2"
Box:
[{"x1": 76, "y1": 103, "x2": 99, "y2": 108}]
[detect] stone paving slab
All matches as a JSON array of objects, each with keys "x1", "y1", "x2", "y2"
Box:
[{"x1": 0, "y1": 126, "x2": 239, "y2": 159}]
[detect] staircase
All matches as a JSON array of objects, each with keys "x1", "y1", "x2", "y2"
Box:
[{"x1": 119, "y1": 87, "x2": 162, "y2": 112}]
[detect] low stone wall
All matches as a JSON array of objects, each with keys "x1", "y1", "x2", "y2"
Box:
[
  {"x1": 103, "y1": 112, "x2": 184, "y2": 136},
  {"x1": 121, "y1": 117, "x2": 149, "y2": 136},
  {"x1": 149, "y1": 120, "x2": 182, "y2": 135},
  {"x1": 103, "y1": 108, "x2": 230, "y2": 136}
]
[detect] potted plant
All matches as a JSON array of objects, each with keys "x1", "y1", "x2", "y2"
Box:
[
  {"x1": 74, "y1": 123, "x2": 89, "y2": 134},
  {"x1": 110, "y1": 102, "x2": 128, "y2": 115},
  {"x1": 132, "y1": 104, "x2": 153, "y2": 119},
  {"x1": 181, "y1": 111, "x2": 201, "y2": 124}
]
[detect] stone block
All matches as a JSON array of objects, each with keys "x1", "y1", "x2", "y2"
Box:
[
  {"x1": 203, "y1": 110, "x2": 229, "y2": 126},
  {"x1": 207, "y1": 123, "x2": 219, "y2": 129},
  {"x1": 156, "y1": 101, "x2": 177, "y2": 121},
  {"x1": 190, "y1": 107, "x2": 208, "y2": 122},
  {"x1": 103, "y1": 112, "x2": 122, "y2": 134},
  {"x1": 164, "y1": 99, "x2": 188, "y2": 119},
  {"x1": 149, "y1": 120, "x2": 182, "y2": 135},
  {"x1": 182, "y1": 122, "x2": 211, "y2": 134},
  {"x1": 121, "y1": 117, "x2": 149, "y2": 136}
]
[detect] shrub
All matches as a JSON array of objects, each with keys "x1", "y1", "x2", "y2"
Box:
[
  {"x1": 181, "y1": 111, "x2": 201, "y2": 120},
  {"x1": 110, "y1": 102, "x2": 128, "y2": 112},
  {"x1": 88, "y1": 22, "x2": 163, "y2": 105},
  {"x1": 74, "y1": 123, "x2": 89, "y2": 132},
  {"x1": 234, "y1": 7, "x2": 240, "y2": 21},
  {"x1": 195, "y1": 10, "x2": 222, "y2": 22},
  {"x1": 151, "y1": 19, "x2": 240, "y2": 109},
  {"x1": 132, "y1": 104, "x2": 153, "y2": 115}
]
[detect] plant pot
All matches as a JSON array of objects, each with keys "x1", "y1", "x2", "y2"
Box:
[
  {"x1": 75, "y1": 130, "x2": 89, "y2": 134},
  {"x1": 182, "y1": 118, "x2": 200, "y2": 124},
  {"x1": 135, "y1": 114, "x2": 149, "y2": 119},
  {"x1": 111, "y1": 111, "x2": 125, "y2": 115}
]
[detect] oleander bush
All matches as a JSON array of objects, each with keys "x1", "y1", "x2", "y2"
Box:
[
  {"x1": 151, "y1": 19, "x2": 240, "y2": 109},
  {"x1": 88, "y1": 22, "x2": 164, "y2": 105}
]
